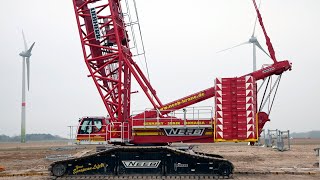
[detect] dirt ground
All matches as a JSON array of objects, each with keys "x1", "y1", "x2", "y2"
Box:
[{"x1": 0, "y1": 139, "x2": 319, "y2": 179}]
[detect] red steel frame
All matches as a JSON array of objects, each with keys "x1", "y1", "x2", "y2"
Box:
[
  {"x1": 132, "y1": 60, "x2": 292, "y2": 121},
  {"x1": 72, "y1": 0, "x2": 292, "y2": 144},
  {"x1": 72, "y1": 0, "x2": 163, "y2": 124}
]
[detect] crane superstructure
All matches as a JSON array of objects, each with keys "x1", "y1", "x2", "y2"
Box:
[
  {"x1": 49, "y1": 0, "x2": 292, "y2": 178},
  {"x1": 72, "y1": 0, "x2": 291, "y2": 145}
]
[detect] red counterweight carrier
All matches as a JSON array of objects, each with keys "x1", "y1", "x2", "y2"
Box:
[{"x1": 214, "y1": 76, "x2": 258, "y2": 142}]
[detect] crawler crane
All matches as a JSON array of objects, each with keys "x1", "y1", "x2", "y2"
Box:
[{"x1": 50, "y1": 0, "x2": 292, "y2": 178}]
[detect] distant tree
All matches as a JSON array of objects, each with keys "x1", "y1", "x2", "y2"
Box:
[
  {"x1": 0, "y1": 135, "x2": 11, "y2": 142},
  {"x1": 291, "y1": 131, "x2": 320, "y2": 138},
  {"x1": 0, "y1": 134, "x2": 67, "y2": 142}
]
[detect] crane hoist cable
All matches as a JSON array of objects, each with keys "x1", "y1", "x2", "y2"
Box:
[
  {"x1": 259, "y1": 76, "x2": 271, "y2": 112},
  {"x1": 132, "y1": 0, "x2": 151, "y2": 84},
  {"x1": 123, "y1": 0, "x2": 151, "y2": 86},
  {"x1": 268, "y1": 76, "x2": 272, "y2": 112},
  {"x1": 259, "y1": 75, "x2": 282, "y2": 113},
  {"x1": 268, "y1": 74, "x2": 282, "y2": 115}
]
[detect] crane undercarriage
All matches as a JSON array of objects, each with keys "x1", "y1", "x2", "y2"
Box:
[{"x1": 50, "y1": 146, "x2": 234, "y2": 179}]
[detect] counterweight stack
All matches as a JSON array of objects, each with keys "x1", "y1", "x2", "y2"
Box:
[{"x1": 214, "y1": 76, "x2": 258, "y2": 142}]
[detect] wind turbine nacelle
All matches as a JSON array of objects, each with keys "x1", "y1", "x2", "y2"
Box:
[
  {"x1": 19, "y1": 51, "x2": 31, "y2": 58},
  {"x1": 249, "y1": 36, "x2": 257, "y2": 43}
]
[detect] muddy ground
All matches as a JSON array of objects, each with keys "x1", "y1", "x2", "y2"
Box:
[{"x1": 0, "y1": 139, "x2": 319, "y2": 179}]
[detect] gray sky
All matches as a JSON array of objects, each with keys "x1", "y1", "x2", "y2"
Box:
[{"x1": 1, "y1": 0, "x2": 319, "y2": 137}]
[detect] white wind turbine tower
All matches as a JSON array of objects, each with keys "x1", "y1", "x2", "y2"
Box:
[
  {"x1": 218, "y1": 0, "x2": 270, "y2": 71},
  {"x1": 18, "y1": 31, "x2": 35, "y2": 143}
]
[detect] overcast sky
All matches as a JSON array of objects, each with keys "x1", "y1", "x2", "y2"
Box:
[{"x1": 1, "y1": 0, "x2": 319, "y2": 137}]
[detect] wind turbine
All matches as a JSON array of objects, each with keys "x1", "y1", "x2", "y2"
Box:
[
  {"x1": 18, "y1": 30, "x2": 35, "y2": 143},
  {"x1": 218, "y1": 0, "x2": 270, "y2": 71}
]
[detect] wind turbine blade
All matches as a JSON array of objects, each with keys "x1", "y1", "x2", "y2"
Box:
[
  {"x1": 252, "y1": 0, "x2": 262, "y2": 36},
  {"x1": 26, "y1": 57, "x2": 30, "y2": 91},
  {"x1": 22, "y1": 30, "x2": 28, "y2": 51},
  {"x1": 255, "y1": 40, "x2": 271, "y2": 58},
  {"x1": 252, "y1": 17, "x2": 258, "y2": 37},
  {"x1": 252, "y1": 0, "x2": 277, "y2": 63},
  {"x1": 27, "y1": 42, "x2": 35, "y2": 53},
  {"x1": 217, "y1": 41, "x2": 251, "y2": 53}
]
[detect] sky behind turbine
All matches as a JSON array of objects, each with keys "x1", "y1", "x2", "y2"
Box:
[{"x1": 0, "y1": 0, "x2": 319, "y2": 137}]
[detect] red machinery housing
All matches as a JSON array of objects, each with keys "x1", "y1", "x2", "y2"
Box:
[{"x1": 72, "y1": 0, "x2": 292, "y2": 145}]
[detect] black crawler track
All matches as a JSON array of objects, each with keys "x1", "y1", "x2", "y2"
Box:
[{"x1": 49, "y1": 146, "x2": 234, "y2": 179}]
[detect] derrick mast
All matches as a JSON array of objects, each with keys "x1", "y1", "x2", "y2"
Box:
[{"x1": 72, "y1": 0, "x2": 162, "y2": 123}]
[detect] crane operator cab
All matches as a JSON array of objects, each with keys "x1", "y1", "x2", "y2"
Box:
[
  {"x1": 76, "y1": 116, "x2": 130, "y2": 144},
  {"x1": 76, "y1": 117, "x2": 110, "y2": 144}
]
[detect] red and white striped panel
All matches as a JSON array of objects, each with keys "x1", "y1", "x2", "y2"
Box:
[
  {"x1": 215, "y1": 78, "x2": 223, "y2": 139},
  {"x1": 245, "y1": 76, "x2": 256, "y2": 139}
]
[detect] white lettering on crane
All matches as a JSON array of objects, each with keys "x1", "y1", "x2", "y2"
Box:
[
  {"x1": 122, "y1": 160, "x2": 161, "y2": 168},
  {"x1": 262, "y1": 67, "x2": 275, "y2": 73},
  {"x1": 90, "y1": 8, "x2": 101, "y2": 40},
  {"x1": 163, "y1": 128, "x2": 205, "y2": 136}
]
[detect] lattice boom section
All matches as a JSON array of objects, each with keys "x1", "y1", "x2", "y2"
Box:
[
  {"x1": 214, "y1": 76, "x2": 258, "y2": 142},
  {"x1": 73, "y1": 0, "x2": 133, "y2": 122},
  {"x1": 73, "y1": 0, "x2": 164, "y2": 125}
]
